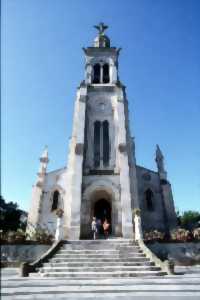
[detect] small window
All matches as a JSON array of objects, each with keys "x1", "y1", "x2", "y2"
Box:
[
  {"x1": 145, "y1": 189, "x2": 154, "y2": 211},
  {"x1": 93, "y1": 64, "x2": 101, "y2": 84},
  {"x1": 51, "y1": 190, "x2": 59, "y2": 211},
  {"x1": 94, "y1": 121, "x2": 101, "y2": 167},
  {"x1": 103, "y1": 64, "x2": 109, "y2": 83},
  {"x1": 103, "y1": 120, "x2": 109, "y2": 166}
]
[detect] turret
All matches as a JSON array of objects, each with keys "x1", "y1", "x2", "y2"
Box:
[
  {"x1": 155, "y1": 144, "x2": 167, "y2": 181},
  {"x1": 83, "y1": 22, "x2": 120, "y2": 85},
  {"x1": 155, "y1": 145, "x2": 177, "y2": 230},
  {"x1": 36, "y1": 146, "x2": 49, "y2": 187}
]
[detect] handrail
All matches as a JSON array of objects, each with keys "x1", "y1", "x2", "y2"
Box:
[
  {"x1": 138, "y1": 239, "x2": 174, "y2": 275},
  {"x1": 133, "y1": 212, "x2": 174, "y2": 275},
  {"x1": 20, "y1": 240, "x2": 63, "y2": 277}
]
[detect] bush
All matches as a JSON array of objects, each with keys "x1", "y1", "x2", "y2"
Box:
[
  {"x1": 143, "y1": 227, "x2": 200, "y2": 243},
  {"x1": 29, "y1": 227, "x2": 53, "y2": 243},
  {"x1": 170, "y1": 228, "x2": 192, "y2": 242},
  {"x1": 15, "y1": 229, "x2": 26, "y2": 242},
  {"x1": 193, "y1": 228, "x2": 200, "y2": 240},
  {"x1": 144, "y1": 230, "x2": 165, "y2": 242},
  {"x1": 177, "y1": 210, "x2": 200, "y2": 230},
  {"x1": 0, "y1": 227, "x2": 53, "y2": 245}
]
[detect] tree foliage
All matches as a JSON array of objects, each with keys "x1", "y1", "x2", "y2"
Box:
[
  {"x1": 177, "y1": 210, "x2": 200, "y2": 229},
  {"x1": 0, "y1": 196, "x2": 27, "y2": 231}
]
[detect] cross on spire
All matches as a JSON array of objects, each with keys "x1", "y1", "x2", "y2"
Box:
[{"x1": 94, "y1": 22, "x2": 108, "y2": 35}]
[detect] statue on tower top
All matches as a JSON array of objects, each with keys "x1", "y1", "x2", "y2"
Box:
[
  {"x1": 93, "y1": 22, "x2": 110, "y2": 48},
  {"x1": 94, "y1": 22, "x2": 108, "y2": 35}
]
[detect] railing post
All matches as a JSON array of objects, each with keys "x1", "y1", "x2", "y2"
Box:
[
  {"x1": 133, "y1": 209, "x2": 143, "y2": 241},
  {"x1": 55, "y1": 209, "x2": 64, "y2": 241}
]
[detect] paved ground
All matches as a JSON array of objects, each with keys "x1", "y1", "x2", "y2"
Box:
[{"x1": 1, "y1": 266, "x2": 200, "y2": 299}]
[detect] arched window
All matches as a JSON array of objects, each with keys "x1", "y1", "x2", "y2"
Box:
[
  {"x1": 93, "y1": 64, "x2": 101, "y2": 84},
  {"x1": 103, "y1": 64, "x2": 109, "y2": 83},
  {"x1": 94, "y1": 121, "x2": 101, "y2": 167},
  {"x1": 103, "y1": 121, "x2": 109, "y2": 166},
  {"x1": 145, "y1": 189, "x2": 154, "y2": 211},
  {"x1": 51, "y1": 190, "x2": 59, "y2": 211}
]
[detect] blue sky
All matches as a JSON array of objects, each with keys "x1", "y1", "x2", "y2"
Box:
[{"x1": 2, "y1": 0, "x2": 200, "y2": 213}]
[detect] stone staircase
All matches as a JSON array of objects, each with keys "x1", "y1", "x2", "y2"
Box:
[
  {"x1": 2, "y1": 240, "x2": 200, "y2": 299},
  {"x1": 36, "y1": 239, "x2": 166, "y2": 278}
]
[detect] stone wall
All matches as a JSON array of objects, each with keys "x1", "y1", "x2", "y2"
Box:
[
  {"x1": 1, "y1": 245, "x2": 51, "y2": 265},
  {"x1": 136, "y1": 165, "x2": 167, "y2": 232},
  {"x1": 147, "y1": 242, "x2": 200, "y2": 265}
]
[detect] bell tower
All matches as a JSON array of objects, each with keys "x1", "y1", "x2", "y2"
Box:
[
  {"x1": 64, "y1": 23, "x2": 139, "y2": 240},
  {"x1": 27, "y1": 23, "x2": 177, "y2": 239}
]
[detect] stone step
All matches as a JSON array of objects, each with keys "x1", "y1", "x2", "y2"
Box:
[
  {"x1": 63, "y1": 239, "x2": 136, "y2": 243},
  {"x1": 59, "y1": 248, "x2": 142, "y2": 254},
  {"x1": 50, "y1": 257, "x2": 150, "y2": 263},
  {"x1": 2, "y1": 291, "x2": 200, "y2": 299},
  {"x1": 39, "y1": 266, "x2": 161, "y2": 273},
  {"x1": 2, "y1": 283, "x2": 200, "y2": 295},
  {"x1": 59, "y1": 249, "x2": 120, "y2": 253},
  {"x1": 43, "y1": 261, "x2": 155, "y2": 267},
  {"x1": 53, "y1": 253, "x2": 146, "y2": 259},
  {"x1": 3, "y1": 276, "x2": 200, "y2": 286},
  {"x1": 36, "y1": 270, "x2": 167, "y2": 278},
  {"x1": 61, "y1": 241, "x2": 138, "y2": 250}
]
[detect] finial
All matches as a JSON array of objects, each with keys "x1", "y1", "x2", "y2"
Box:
[
  {"x1": 94, "y1": 22, "x2": 108, "y2": 35},
  {"x1": 156, "y1": 144, "x2": 163, "y2": 159},
  {"x1": 37, "y1": 146, "x2": 49, "y2": 183},
  {"x1": 155, "y1": 144, "x2": 167, "y2": 179},
  {"x1": 40, "y1": 145, "x2": 49, "y2": 163}
]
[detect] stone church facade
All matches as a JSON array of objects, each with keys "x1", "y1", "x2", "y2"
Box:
[{"x1": 27, "y1": 24, "x2": 177, "y2": 240}]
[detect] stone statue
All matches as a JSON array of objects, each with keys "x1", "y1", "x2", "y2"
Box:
[{"x1": 94, "y1": 22, "x2": 108, "y2": 35}]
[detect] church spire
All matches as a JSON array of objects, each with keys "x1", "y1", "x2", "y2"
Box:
[
  {"x1": 36, "y1": 146, "x2": 49, "y2": 187},
  {"x1": 155, "y1": 144, "x2": 167, "y2": 180},
  {"x1": 93, "y1": 22, "x2": 110, "y2": 48},
  {"x1": 39, "y1": 145, "x2": 49, "y2": 165}
]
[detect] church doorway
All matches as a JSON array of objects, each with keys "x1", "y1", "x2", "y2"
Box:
[
  {"x1": 94, "y1": 198, "x2": 112, "y2": 234},
  {"x1": 80, "y1": 184, "x2": 122, "y2": 239}
]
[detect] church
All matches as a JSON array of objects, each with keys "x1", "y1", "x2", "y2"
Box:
[{"x1": 27, "y1": 23, "x2": 177, "y2": 240}]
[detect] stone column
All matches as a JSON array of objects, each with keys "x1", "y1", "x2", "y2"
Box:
[
  {"x1": 100, "y1": 65, "x2": 103, "y2": 83},
  {"x1": 161, "y1": 182, "x2": 177, "y2": 230},
  {"x1": 134, "y1": 211, "x2": 143, "y2": 240},
  {"x1": 55, "y1": 216, "x2": 63, "y2": 241},
  {"x1": 114, "y1": 96, "x2": 133, "y2": 239},
  {"x1": 64, "y1": 86, "x2": 87, "y2": 239},
  {"x1": 110, "y1": 63, "x2": 117, "y2": 84},
  {"x1": 85, "y1": 64, "x2": 92, "y2": 84},
  {"x1": 27, "y1": 147, "x2": 49, "y2": 236},
  {"x1": 26, "y1": 186, "x2": 43, "y2": 235}
]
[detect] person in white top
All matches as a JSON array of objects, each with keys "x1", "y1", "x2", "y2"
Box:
[{"x1": 91, "y1": 217, "x2": 97, "y2": 240}]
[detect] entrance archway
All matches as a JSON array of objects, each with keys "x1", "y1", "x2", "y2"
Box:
[
  {"x1": 94, "y1": 199, "x2": 111, "y2": 223},
  {"x1": 94, "y1": 199, "x2": 112, "y2": 234},
  {"x1": 80, "y1": 179, "x2": 122, "y2": 239}
]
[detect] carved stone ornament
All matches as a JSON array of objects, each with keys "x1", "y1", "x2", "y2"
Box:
[
  {"x1": 117, "y1": 97, "x2": 124, "y2": 102},
  {"x1": 75, "y1": 143, "x2": 84, "y2": 155},
  {"x1": 79, "y1": 95, "x2": 87, "y2": 103},
  {"x1": 56, "y1": 208, "x2": 64, "y2": 218},
  {"x1": 118, "y1": 143, "x2": 127, "y2": 153},
  {"x1": 142, "y1": 173, "x2": 151, "y2": 181},
  {"x1": 132, "y1": 208, "x2": 141, "y2": 216},
  {"x1": 36, "y1": 181, "x2": 43, "y2": 188}
]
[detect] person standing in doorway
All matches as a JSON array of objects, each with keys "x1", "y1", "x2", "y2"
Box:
[
  {"x1": 96, "y1": 218, "x2": 102, "y2": 238},
  {"x1": 91, "y1": 217, "x2": 97, "y2": 240},
  {"x1": 103, "y1": 219, "x2": 110, "y2": 239}
]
